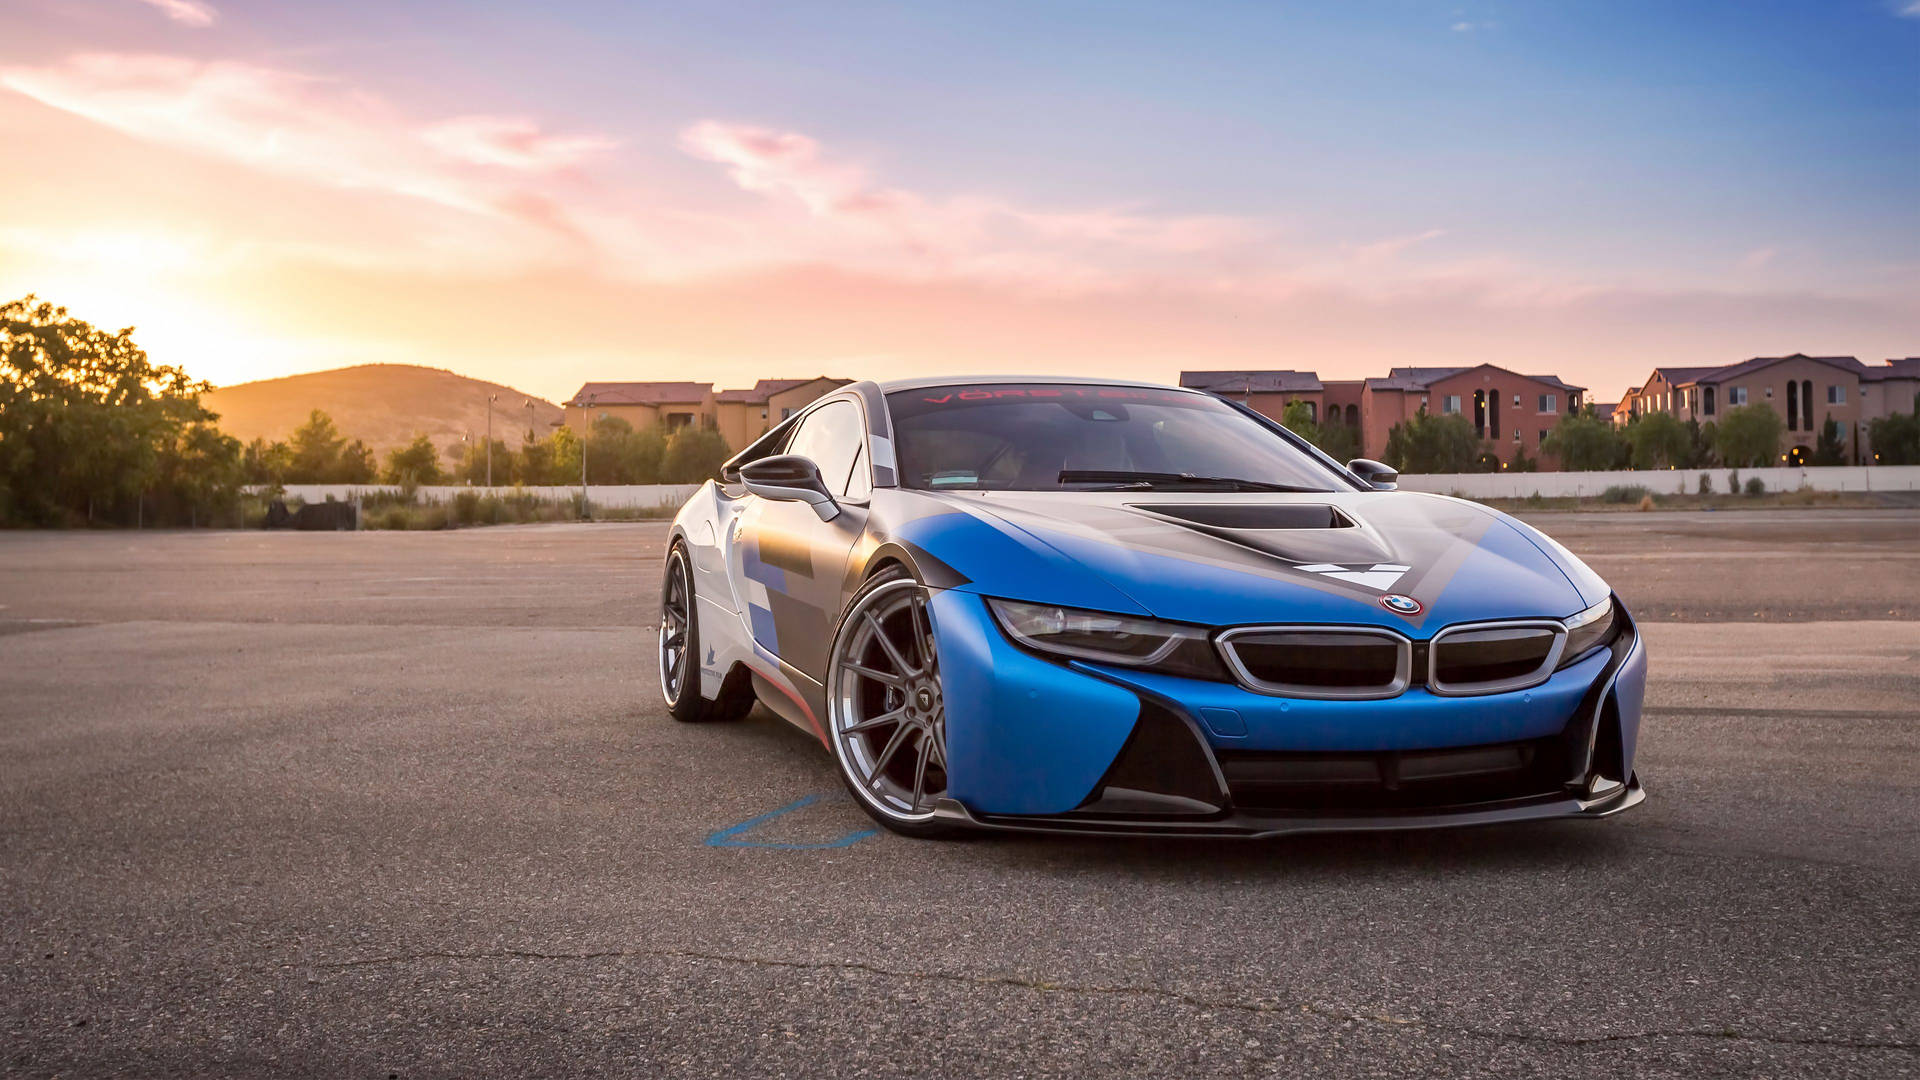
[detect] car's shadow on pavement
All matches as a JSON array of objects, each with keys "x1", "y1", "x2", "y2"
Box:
[
  {"x1": 973, "y1": 822, "x2": 1641, "y2": 880},
  {"x1": 712, "y1": 707, "x2": 1639, "y2": 878}
]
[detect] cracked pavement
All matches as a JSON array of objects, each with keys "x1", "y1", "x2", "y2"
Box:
[{"x1": 2, "y1": 512, "x2": 1917, "y2": 1078}]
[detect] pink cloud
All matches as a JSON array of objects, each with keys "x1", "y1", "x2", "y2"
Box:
[
  {"x1": 0, "y1": 53, "x2": 612, "y2": 233},
  {"x1": 422, "y1": 116, "x2": 617, "y2": 172},
  {"x1": 135, "y1": 0, "x2": 217, "y2": 28}
]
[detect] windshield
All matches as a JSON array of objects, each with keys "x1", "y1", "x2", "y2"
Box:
[{"x1": 885, "y1": 384, "x2": 1347, "y2": 492}]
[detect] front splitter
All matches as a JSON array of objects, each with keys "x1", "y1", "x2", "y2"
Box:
[{"x1": 931, "y1": 774, "x2": 1645, "y2": 839}]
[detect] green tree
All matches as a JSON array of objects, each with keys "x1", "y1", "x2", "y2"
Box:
[
  {"x1": 153, "y1": 420, "x2": 244, "y2": 526},
  {"x1": 662, "y1": 426, "x2": 732, "y2": 483},
  {"x1": 1811, "y1": 416, "x2": 1847, "y2": 466},
  {"x1": 1276, "y1": 400, "x2": 1362, "y2": 463},
  {"x1": 0, "y1": 295, "x2": 233, "y2": 525},
  {"x1": 338, "y1": 439, "x2": 376, "y2": 484},
  {"x1": 1868, "y1": 410, "x2": 1920, "y2": 465},
  {"x1": 585, "y1": 415, "x2": 667, "y2": 483},
  {"x1": 285, "y1": 409, "x2": 346, "y2": 482},
  {"x1": 1540, "y1": 409, "x2": 1622, "y2": 471},
  {"x1": 1715, "y1": 403, "x2": 1784, "y2": 468},
  {"x1": 243, "y1": 438, "x2": 292, "y2": 485},
  {"x1": 1628, "y1": 411, "x2": 1691, "y2": 469},
  {"x1": 1381, "y1": 410, "x2": 1478, "y2": 474},
  {"x1": 382, "y1": 434, "x2": 445, "y2": 485}
]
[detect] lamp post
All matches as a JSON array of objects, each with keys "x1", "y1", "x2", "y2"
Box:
[
  {"x1": 485, "y1": 394, "x2": 499, "y2": 488},
  {"x1": 579, "y1": 393, "x2": 597, "y2": 521}
]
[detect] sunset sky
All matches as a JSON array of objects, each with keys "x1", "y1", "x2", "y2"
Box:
[{"x1": 2, "y1": 0, "x2": 1916, "y2": 406}]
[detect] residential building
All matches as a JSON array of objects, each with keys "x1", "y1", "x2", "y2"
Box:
[
  {"x1": 564, "y1": 376, "x2": 849, "y2": 450},
  {"x1": 714, "y1": 377, "x2": 852, "y2": 451},
  {"x1": 1617, "y1": 354, "x2": 1919, "y2": 464},
  {"x1": 1179, "y1": 370, "x2": 1326, "y2": 423},
  {"x1": 563, "y1": 381, "x2": 715, "y2": 436},
  {"x1": 1182, "y1": 364, "x2": 1585, "y2": 468},
  {"x1": 1361, "y1": 365, "x2": 1585, "y2": 469},
  {"x1": 1861, "y1": 358, "x2": 1920, "y2": 464}
]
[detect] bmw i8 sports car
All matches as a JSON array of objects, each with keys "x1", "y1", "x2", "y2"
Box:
[{"x1": 660, "y1": 377, "x2": 1646, "y2": 838}]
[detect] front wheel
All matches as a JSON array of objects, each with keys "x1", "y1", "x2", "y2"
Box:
[
  {"x1": 826, "y1": 570, "x2": 961, "y2": 838},
  {"x1": 661, "y1": 544, "x2": 751, "y2": 723}
]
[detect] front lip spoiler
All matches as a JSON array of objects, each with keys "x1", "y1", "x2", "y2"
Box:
[{"x1": 929, "y1": 773, "x2": 1645, "y2": 839}]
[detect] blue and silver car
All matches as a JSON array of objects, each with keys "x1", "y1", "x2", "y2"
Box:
[{"x1": 660, "y1": 377, "x2": 1645, "y2": 838}]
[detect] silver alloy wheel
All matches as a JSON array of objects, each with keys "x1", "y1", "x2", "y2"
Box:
[
  {"x1": 659, "y1": 549, "x2": 692, "y2": 705},
  {"x1": 828, "y1": 578, "x2": 948, "y2": 823}
]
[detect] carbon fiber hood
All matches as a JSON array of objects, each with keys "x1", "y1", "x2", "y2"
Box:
[{"x1": 937, "y1": 489, "x2": 1597, "y2": 634}]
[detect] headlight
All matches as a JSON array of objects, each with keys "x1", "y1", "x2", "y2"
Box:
[
  {"x1": 1559, "y1": 596, "x2": 1619, "y2": 666},
  {"x1": 986, "y1": 598, "x2": 1225, "y2": 680}
]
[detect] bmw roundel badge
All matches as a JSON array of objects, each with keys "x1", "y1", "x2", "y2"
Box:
[{"x1": 1381, "y1": 594, "x2": 1422, "y2": 616}]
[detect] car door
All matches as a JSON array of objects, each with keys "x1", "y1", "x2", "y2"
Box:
[{"x1": 727, "y1": 396, "x2": 872, "y2": 683}]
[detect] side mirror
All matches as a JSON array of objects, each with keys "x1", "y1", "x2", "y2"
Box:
[
  {"x1": 739, "y1": 454, "x2": 840, "y2": 521},
  {"x1": 1348, "y1": 458, "x2": 1398, "y2": 491}
]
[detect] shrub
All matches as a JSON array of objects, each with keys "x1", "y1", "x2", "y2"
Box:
[
  {"x1": 1600, "y1": 484, "x2": 1651, "y2": 504},
  {"x1": 1637, "y1": 494, "x2": 1655, "y2": 511},
  {"x1": 1726, "y1": 469, "x2": 1740, "y2": 494},
  {"x1": 1697, "y1": 473, "x2": 1712, "y2": 495},
  {"x1": 379, "y1": 505, "x2": 411, "y2": 530},
  {"x1": 1744, "y1": 477, "x2": 1766, "y2": 496}
]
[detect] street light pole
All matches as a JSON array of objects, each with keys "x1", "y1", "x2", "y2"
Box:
[
  {"x1": 579, "y1": 393, "x2": 597, "y2": 521},
  {"x1": 485, "y1": 393, "x2": 499, "y2": 488}
]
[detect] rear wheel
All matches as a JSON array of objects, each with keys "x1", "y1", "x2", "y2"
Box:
[
  {"x1": 827, "y1": 569, "x2": 960, "y2": 838},
  {"x1": 661, "y1": 544, "x2": 751, "y2": 723}
]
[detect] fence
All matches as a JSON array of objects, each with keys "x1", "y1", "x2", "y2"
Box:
[
  {"x1": 1394, "y1": 465, "x2": 1920, "y2": 498},
  {"x1": 262, "y1": 467, "x2": 1920, "y2": 508},
  {"x1": 266, "y1": 484, "x2": 703, "y2": 509}
]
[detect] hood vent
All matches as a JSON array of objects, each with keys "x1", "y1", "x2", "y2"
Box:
[
  {"x1": 1129, "y1": 502, "x2": 1393, "y2": 566},
  {"x1": 1134, "y1": 503, "x2": 1354, "y2": 530}
]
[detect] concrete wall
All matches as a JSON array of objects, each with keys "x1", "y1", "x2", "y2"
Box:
[
  {"x1": 1395, "y1": 465, "x2": 1920, "y2": 498},
  {"x1": 269, "y1": 483, "x2": 703, "y2": 508},
  {"x1": 260, "y1": 468, "x2": 1920, "y2": 508}
]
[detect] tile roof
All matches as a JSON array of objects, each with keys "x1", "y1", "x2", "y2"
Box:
[
  {"x1": 1691, "y1": 354, "x2": 1863, "y2": 384},
  {"x1": 1179, "y1": 369, "x2": 1324, "y2": 394},
  {"x1": 1375, "y1": 365, "x2": 1586, "y2": 392},
  {"x1": 1862, "y1": 358, "x2": 1920, "y2": 382},
  {"x1": 1649, "y1": 366, "x2": 1723, "y2": 386},
  {"x1": 714, "y1": 378, "x2": 823, "y2": 403},
  {"x1": 566, "y1": 381, "x2": 712, "y2": 407},
  {"x1": 1591, "y1": 403, "x2": 1617, "y2": 420}
]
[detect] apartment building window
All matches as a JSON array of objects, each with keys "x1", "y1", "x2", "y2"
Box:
[
  {"x1": 1538, "y1": 393, "x2": 1557, "y2": 414},
  {"x1": 779, "y1": 407, "x2": 796, "y2": 420},
  {"x1": 1442, "y1": 395, "x2": 1461, "y2": 415},
  {"x1": 1703, "y1": 386, "x2": 1716, "y2": 415},
  {"x1": 1828, "y1": 385, "x2": 1845, "y2": 404},
  {"x1": 1729, "y1": 386, "x2": 1748, "y2": 406},
  {"x1": 1512, "y1": 394, "x2": 1521, "y2": 407},
  {"x1": 1538, "y1": 429, "x2": 1548, "y2": 444},
  {"x1": 1786, "y1": 380, "x2": 1799, "y2": 431},
  {"x1": 1512, "y1": 429, "x2": 1521, "y2": 443}
]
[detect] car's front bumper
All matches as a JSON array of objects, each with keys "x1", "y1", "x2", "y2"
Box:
[
  {"x1": 929, "y1": 773, "x2": 1645, "y2": 838},
  {"x1": 928, "y1": 588, "x2": 1647, "y2": 836}
]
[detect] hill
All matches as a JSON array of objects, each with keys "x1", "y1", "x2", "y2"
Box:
[{"x1": 202, "y1": 365, "x2": 565, "y2": 457}]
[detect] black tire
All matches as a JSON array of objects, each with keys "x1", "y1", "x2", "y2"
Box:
[
  {"x1": 826, "y1": 566, "x2": 964, "y2": 839},
  {"x1": 661, "y1": 543, "x2": 753, "y2": 723}
]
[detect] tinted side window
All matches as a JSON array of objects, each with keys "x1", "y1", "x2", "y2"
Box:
[{"x1": 783, "y1": 399, "x2": 866, "y2": 498}]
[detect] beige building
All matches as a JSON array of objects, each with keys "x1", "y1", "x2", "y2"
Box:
[
  {"x1": 563, "y1": 381, "x2": 715, "y2": 435},
  {"x1": 714, "y1": 377, "x2": 852, "y2": 451},
  {"x1": 1182, "y1": 365, "x2": 1586, "y2": 468},
  {"x1": 1616, "y1": 354, "x2": 1919, "y2": 464},
  {"x1": 564, "y1": 376, "x2": 849, "y2": 451}
]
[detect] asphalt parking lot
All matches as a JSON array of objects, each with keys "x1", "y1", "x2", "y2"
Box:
[{"x1": 3, "y1": 509, "x2": 1916, "y2": 1078}]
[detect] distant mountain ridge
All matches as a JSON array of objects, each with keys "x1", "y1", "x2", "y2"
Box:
[{"x1": 202, "y1": 364, "x2": 564, "y2": 456}]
